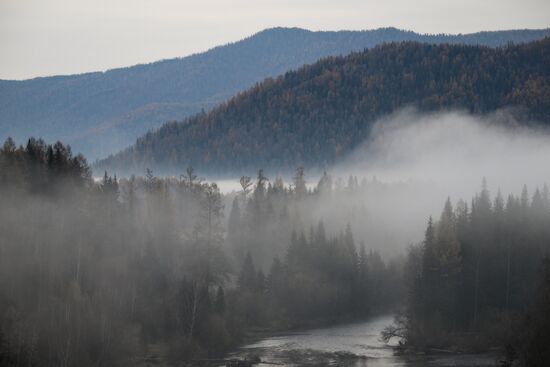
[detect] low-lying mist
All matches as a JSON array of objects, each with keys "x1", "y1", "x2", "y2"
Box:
[
  {"x1": 344, "y1": 108, "x2": 549, "y2": 195},
  {"x1": 202, "y1": 109, "x2": 550, "y2": 258},
  {"x1": 3, "y1": 108, "x2": 550, "y2": 366},
  {"x1": 288, "y1": 109, "x2": 550, "y2": 257}
]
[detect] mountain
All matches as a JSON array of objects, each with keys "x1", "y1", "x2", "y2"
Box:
[
  {"x1": 95, "y1": 38, "x2": 550, "y2": 176},
  {"x1": 2, "y1": 27, "x2": 550, "y2": 160}
]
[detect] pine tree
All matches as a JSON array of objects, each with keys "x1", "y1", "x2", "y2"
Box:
[
  {"x1": 437, "y1": 198, "x2": 461, "y2": 273},
  {"x1": 238, "y1": 252, "x2": 257, "y2": 291},
  {"x1": 421, "y1": 216, "x2": 438, "y2": 322},
  {"x1": 316, "y1": 171, "x2": 333, "y2": 196},
  {"x1": 436, "y1": 198, "x2": 461, "y2": 330},
  {"x1": 145, "y1": 168, "x2": 155, "y2": 192},
  {"x1": 422, "y1": 217, "x2": 437, "y2": 280},
  {"x1": 344, "y1": 224, "x2": 358, "y2": 271},
  {"x1": 227, "y1": 197, "x2": 241, "y2": 243},
  {"x1": 254, "y1": 169, "x2": 268, "y2": 201},
  {"x1": 293, "y1": 167, "x2": 307, "y2": 198}
]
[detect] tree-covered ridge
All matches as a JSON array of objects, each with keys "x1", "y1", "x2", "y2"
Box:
[
  {"x1": 3, "y1": 27, "x2": 549, "y2": 160},
  {"x1": 97, "y1": 38, "x2": 550, "y2": 175}
]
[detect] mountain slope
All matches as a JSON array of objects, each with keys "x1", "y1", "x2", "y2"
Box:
[
  {"x1": 96, "y1": 38, "x2": 550, "y2": 175},
  {"x1": 2, "y1": 27, "x2": 550, "y2": 159}
]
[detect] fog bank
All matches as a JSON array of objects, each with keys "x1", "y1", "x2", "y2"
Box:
[
  {"x1": 343, "y1": 109, "x2": 550, "y2": 195},
  {"x1": 310, "y1": 109, "x2": 550, "y2": 255}
]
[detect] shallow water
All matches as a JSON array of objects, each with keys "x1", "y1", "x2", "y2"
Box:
[{"x1": 230, "y1": 315, "x2": 499, "y2": 366}]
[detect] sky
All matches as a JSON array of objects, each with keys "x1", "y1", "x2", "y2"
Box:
[{"x1": 1, "y1": 0, "x2": 549, "y2": 80}]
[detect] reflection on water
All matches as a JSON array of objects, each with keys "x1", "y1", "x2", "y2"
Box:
[{"x1": 230, "y1": 315, "x2": 498, "y2": 366}]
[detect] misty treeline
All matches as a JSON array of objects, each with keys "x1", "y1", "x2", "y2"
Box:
[
  {"x1": 0, "y1": 138, "x2": 401, "y2": 366},
  {"x1": 384, "y1": 179, "x2": 550, "y2": 365}
]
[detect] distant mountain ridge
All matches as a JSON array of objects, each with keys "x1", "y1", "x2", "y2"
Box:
[
  {"x1": 2, "y1": 27, "x2": 550, "y2": 160},
  {"x1": 96, "y1": 38, "x2": 550, "y2": 176}
]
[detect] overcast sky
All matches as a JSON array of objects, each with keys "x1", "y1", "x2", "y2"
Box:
[{"x1": 1, "y1": 0, "x2": 549, "y2": 80}]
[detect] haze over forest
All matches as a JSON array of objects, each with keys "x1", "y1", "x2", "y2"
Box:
[{"x1": 1, "y1": 5, "x2": 550, "y2": 367}]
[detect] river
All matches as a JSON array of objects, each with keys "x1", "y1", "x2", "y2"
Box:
[{"x1": 229, "y1": 315, "x2": 499, "y2": 366}]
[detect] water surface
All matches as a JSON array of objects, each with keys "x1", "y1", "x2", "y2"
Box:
[{"x1": 230, "y1": 315, "x2": 498, "y2": 366}]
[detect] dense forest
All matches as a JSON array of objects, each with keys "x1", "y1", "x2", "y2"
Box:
[
  {"x1": 3, "y1": 1, "x2": 549, "y2": 365},
  {"x1": 3, "y1": 27, "x2": 549, "y2": 160},
  {"x1": 3, "y1": 137, "x2": 549, "y2": 366},
  {"x1": 0, "y1": 138, "x2": 403, "y2": 366},
  {"x1": 382, "y1": 181, "x2": 550, "y2": 366},
  {"x1": 97, "y1": 38, "x2": 550, "y2": 175}
]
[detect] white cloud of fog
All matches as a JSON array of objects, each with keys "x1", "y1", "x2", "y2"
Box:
[
  {"x1": 315, "y1": 109, "x2": 550, "y2": 256},
  {"x1": 200, "y1": 110, "x2": 550, "y2": 258},
  {"x1": 343, "y1": 109, "x2": 550, "y2": 197}
]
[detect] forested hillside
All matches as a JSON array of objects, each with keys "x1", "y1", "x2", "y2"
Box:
[
  {"x1": 97, "y1": 38, "x2": 550, "y2": 175},
  {"x1": 2, "y1": 27, "x2": 549, "y2": 160}
]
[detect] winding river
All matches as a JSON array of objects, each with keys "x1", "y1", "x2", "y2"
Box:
[{"x1": 229, "y1": 315, "x2": 499, "y2": 366}]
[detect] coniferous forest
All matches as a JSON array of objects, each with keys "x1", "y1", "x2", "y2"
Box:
[
  {"x1": 2, "y1": 5, "x2": 550, "y2": 366},
  {"x1": 383, "y1": 183, "x2": 550, "y2": 363},
  {"x1": 97, "y1": 38, "x2": 550, "y2": 175},
  {"x1": 0, "y1": 139, "x2": 402, "y2": 366},
  {"x1": 2, "y1": 136, "x2": 550, "y2": 366}
]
